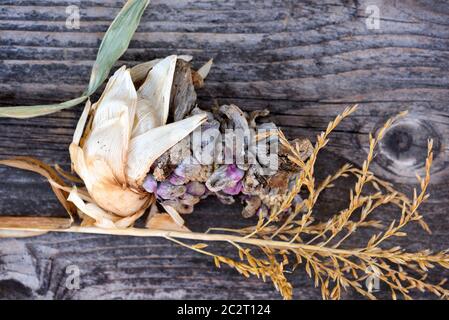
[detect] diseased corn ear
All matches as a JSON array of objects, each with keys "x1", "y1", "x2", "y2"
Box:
[
  {"x1": 84, "y1": 66, "x2": 137, "y2": 185},
  {"x1": 132, "y1": 55, "x2": 177, "y2": 137},
  {"x1": 126, "y1": 113, "x2": 207, "y2": 188}
]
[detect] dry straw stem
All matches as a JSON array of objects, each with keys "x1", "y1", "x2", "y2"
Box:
[{"x1": 1, "y1": 106, "x2": 448, "y2": 300}]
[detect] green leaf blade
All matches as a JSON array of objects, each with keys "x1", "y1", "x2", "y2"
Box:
[
  {"x1": 0, "y1": 0, "x2": 150, "y2": 119},
  {"x1": 0, "y1": 96, "x2": 87, "y2": 119},
  {"x1": 86, "y1": 0, "x2": 150, "y2": 96}
]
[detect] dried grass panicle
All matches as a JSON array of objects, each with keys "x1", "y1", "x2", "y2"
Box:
[{"x1": 202, "y1": 108, "x2": 447, "y2": 300}]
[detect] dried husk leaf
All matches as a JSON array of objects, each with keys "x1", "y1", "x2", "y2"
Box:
[
  {"x1": 197, "y1": 59, "x2": 213, "y2": 79},
  {"x1": 114, "y1": 206, "x2": 148, "y2": 228},
  {"x1": 72, "y1": 99, "x2": 92, "y2": 147},
  {"x1": 130, "y1": 55, "x2": 192, "y2": 84},
  {"x1": 69, "y1": 66, "x2": 153, "y2": 217},
  {"x1": 146, "y1": 213, "x2": 190, "y2": 232},
  {"x1": 84, "y1": 66, "x2": 137, "y2": 185},
  {"x1": 160, "y1": 202, "x2": 185, "y2": 227},
  {"x1": 178, "y1": 55, "x2": 194, "y2": 63},
  {"x1": 132, "y1": 55, "x2": 177, "y2": 137},
  {"x1": 91, "y1": 66, "x2": 137, "y2": 131},
  {"x1": 67, "y1": 188, "x2": 150, "y2": 228},
  {"x1": 192, "y1": 59, "x2": 213, "y2": 88},
  {"x1": 68, "y1": 188, "x2": 119, "y2": 228},
  {"x1": 0, "y1": 157, "x2": 76, "y2": 219},
  {"x1": 70, "y1": 145, "x2": 150, "y2": 217},
  {"x1": 130, "y1": 58, "x2": 161, "y2": 83},
  {"x1": 72, "y1": 62, "x2": 190, "y2": 217}
]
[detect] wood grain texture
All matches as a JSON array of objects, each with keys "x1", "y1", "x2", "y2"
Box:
[{"x1": 1, "y1": 0, "x2": 449, "y2": 300}]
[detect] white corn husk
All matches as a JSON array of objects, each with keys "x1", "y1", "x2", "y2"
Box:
[{"x1": 68, "y1": 55, "x2": 207, "y2": 228}]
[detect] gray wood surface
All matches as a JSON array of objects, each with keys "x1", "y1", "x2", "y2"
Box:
[{"x1": 0, "y1": 0, "x2": 449, "y2": 299}]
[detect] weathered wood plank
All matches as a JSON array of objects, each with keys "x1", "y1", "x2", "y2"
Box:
[{"x1": 0, "y1": 0, "x2": 449, "y2": 299}]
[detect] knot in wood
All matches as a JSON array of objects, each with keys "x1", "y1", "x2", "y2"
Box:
[{"x1": 375, "y1": 117, "x2": 441, "y2": 180}]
